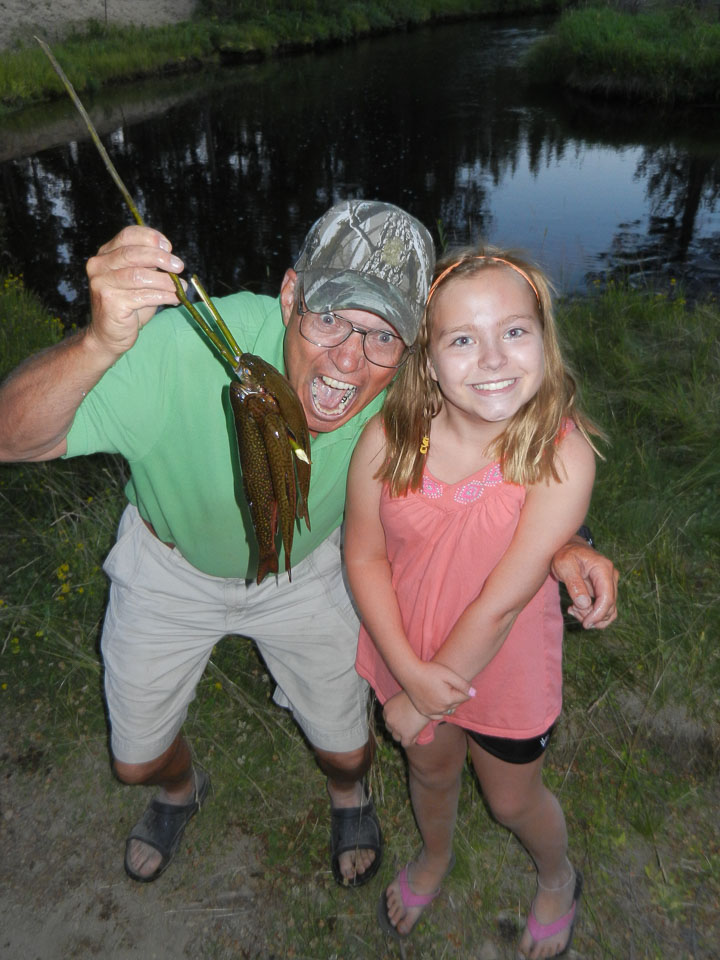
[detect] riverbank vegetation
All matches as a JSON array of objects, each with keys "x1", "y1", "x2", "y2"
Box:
[
  {"x1": 0, "y1": 0, "x2": 562, "y2": 112},
  {"x1": 1, "y1": 271, "x2": 717, "y2": 956},
  {"x1": 525, "y1": 2, "x2": 720, "y2": 104},
  {"x1": 3, "y1": 3, "x2": 719, "y2": 113}
]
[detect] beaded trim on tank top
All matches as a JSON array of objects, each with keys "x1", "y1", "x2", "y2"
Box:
[{"x1": 421, "y1": 462, "x2": 504, "y2": 504}]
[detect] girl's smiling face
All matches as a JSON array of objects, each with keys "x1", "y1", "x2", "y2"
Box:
[{"x1": 427, "y1": 267, "x2": 545, "y2": 429}]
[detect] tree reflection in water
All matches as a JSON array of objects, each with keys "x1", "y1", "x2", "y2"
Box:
[{"x1": 607, "y1": 149, "x2": 720, "y2": 297}]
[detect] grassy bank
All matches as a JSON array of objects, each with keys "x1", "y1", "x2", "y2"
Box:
[
  {"x1": 0, "y1": 0, "x2": 562, "y2": 112},
  {"x1": 1, "y1": 271, "x2": 718, "y2": 956},
  {"x1": 524, "y1": 2, "x2": 720, "y2": 104}
]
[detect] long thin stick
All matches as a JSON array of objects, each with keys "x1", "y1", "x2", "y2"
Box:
[{"x1": 35, "y1": 36, "x2": 244, "y2": 372}]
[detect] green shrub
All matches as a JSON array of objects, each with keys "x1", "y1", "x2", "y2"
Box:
[
  {"x1": 0, "y1": 273, "x2": 65, "y2": 381},
  {"x1": 524, "y1": 3, "x2": 720, "y2": 103}
]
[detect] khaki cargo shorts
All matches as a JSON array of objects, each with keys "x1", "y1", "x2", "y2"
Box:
[{"x1": 101, "y1": 505, "x2": 369, "y2": 763}]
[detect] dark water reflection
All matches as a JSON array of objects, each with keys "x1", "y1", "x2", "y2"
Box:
[{"x1": 1, "y1": 16, "x2": 719, "y2": 325}]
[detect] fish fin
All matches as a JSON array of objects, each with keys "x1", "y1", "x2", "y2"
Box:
[{"x1": 256, "y1": 552, "x2": 279, "y2": 585}]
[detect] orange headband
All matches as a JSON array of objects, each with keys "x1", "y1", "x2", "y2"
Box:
[{"x1": 426, "y1": 256, "x2": 540, "y2": 306}]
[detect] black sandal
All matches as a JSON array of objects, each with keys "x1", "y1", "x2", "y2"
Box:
[
  {"x1": 124, "y1": 768, "x2": 210, "y2": 883},
  {"x1": 330, "y1": 781, "x2": 383, "y2": 888}
]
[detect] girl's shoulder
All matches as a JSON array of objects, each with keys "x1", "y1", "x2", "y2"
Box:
[
  {"x1": 358, "y1": 411, "x2": 385, "y2": 445},
  {"x1": 352, "y1": 413, "x2": 388, "y2": 467},
  {"x1": 551, "y1": 419, "x2": 596, "y2": 486},
  {"x1": 557, "y1": 418, "x2": 591, "y2": 452}
]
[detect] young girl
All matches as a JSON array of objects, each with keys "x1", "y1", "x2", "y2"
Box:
[{"x1": 345, "y1": 248, "x2": 603, "y2": 958}]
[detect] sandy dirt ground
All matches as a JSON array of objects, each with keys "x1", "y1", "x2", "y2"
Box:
[
  {"x1": 0, "y1": 733, "x2": 275, "y2": 959},
  {"x1": 0, "y1": 0, "x2": 197, "y2": 48}
]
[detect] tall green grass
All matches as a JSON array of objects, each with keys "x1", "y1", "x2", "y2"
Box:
[
  {"x1": 563, "y1": 280, "x2": 719, "y2": 716},
  {"x1": 524, "y1": 3, "x2": 720, "y2": 103},
  {"x1": 0, "y1": 272, "x2": 126, "y2": 726},
  {"x1": 0, "y1": 22, "x2": 218, "y2": 106},
  {"x1": 0, "y1": 273, "x2": 65, "y2": 372},
  {"x1": 1, "y1": 271, "x2": 717, "y2": 956}
]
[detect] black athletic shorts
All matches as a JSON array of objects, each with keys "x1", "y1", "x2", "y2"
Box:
[{"x1": 465, "y1": 723, "x2": 556, "y2": 764}]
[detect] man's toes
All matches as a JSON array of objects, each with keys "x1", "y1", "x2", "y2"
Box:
[
  {"x1": 337, "y1": 847, "x2": 375, "y2": 880},
  {"x1": 337, "y1": 849, "x2": 358, "y2": 880},
  {"x1": 127, "y1": 839, "x2": 162, "y2": 878},
  {"x1": 354, "y1": 848, "x2": 376, "y2": 877}
]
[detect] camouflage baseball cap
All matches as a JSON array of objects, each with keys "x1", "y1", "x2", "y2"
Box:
[{"x1": 294, "y1": 199, "x2": 435, "y2": 346}]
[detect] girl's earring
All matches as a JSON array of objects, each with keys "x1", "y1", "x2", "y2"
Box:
[{"x1": 420, "y1": 436, "x2": 430, "y2": 455}]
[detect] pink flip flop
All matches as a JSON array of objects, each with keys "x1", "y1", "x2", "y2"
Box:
[
  {"x1": 377, "y1": 855, "x2": 455, "y2": 940},
  {"x1": 525, "y1": 870, "x2": 583, "y2": 957}
]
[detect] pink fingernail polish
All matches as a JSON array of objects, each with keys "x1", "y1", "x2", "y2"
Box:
[{"x1": 469, "y1": 686, "x2": 477, "y2": 697}]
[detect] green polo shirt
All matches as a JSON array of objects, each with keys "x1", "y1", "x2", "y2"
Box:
[{"x1": 65, "y1": 292, "x2": 384, "y2": 579}]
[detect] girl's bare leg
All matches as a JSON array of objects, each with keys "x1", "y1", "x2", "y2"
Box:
[
  {"x1": 384, "y1": 723, "x2": 467, "y2": 935},
  {"x1": 468, "y1": 741, "x2": 576, "y2": 960}
]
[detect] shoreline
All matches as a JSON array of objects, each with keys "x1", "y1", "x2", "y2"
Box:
[
  {"x1": 0, "y1": 3, "x2": 560, "y2": 114},
  {"x1": 0, "y1": 0, "x2": 197, "y2": 50}
]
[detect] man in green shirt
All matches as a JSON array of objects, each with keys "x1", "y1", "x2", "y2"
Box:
[{"x1": 0, "y1": 200, "x2": 618, "y2": 886}]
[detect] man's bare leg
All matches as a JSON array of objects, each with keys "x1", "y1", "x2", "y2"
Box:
[
  {"x1": 314, "y1": 741, "x2": 378, "y2": 883},
  {"x1": 114, "y1": 732, "x2": 195, "y2": 879}
]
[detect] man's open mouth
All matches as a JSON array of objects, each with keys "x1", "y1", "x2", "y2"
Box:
[{"x1": 310, "y1": 375, "x2": 358, "y2": 416}]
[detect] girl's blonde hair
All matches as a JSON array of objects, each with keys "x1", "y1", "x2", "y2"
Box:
[{"x1": 379, "y1": 245, "x2": 604, "y2": 496}]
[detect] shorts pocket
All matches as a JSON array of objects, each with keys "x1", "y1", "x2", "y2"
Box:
[{"x1": 102, "y1": 505, "x2": 145, "y2": 589}]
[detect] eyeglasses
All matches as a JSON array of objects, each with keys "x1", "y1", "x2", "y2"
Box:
[{"x1": 296, "y1": 290, "x2": 410, "y2": 368}]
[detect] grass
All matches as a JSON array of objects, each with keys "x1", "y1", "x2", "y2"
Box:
[
  {"x1": 0, "y1": 272, "x2": 65, "y2": 372},
  {"x1": 0, "y1": 1, "x2": 564, "y2": 112},
  {"x1": 1, "y1": 271, "x2": 718, "y2": 956},
  {"x1": 524, "y1": 2, "x2": 720, "y2": 104}
]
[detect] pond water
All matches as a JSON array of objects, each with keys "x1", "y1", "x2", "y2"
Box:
[{"x1": 1, "y1": 15, "x2": 719, "y2": 325}]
